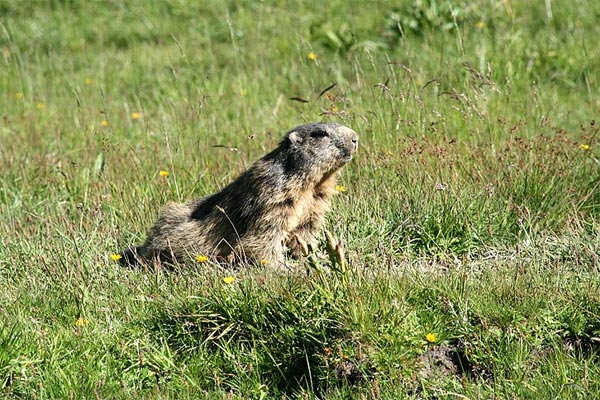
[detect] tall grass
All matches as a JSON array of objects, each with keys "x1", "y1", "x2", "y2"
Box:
[{"x1": 1, "y1": 0, "x2": 599, "y2": 398}]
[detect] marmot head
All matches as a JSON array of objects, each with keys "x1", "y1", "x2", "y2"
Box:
[{"x1": 283, "y1": 122, "x2": 358, "y2": 178}]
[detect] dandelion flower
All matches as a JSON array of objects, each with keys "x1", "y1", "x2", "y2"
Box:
[
  {"x1": 15, "y1": 92, "x2": 24, "y2": 100},
  {"x1": 110, "y1": 253, "x2": 123, "y2": 262},
  {"x1": 131, "y1": 112, "x2": 141, "y2": 120},
  {"x1": 579, "y1": 144, "x2": 590, "y2": 151},
  {"x1": 223, "y1": 276, "x2": 235, "y2": 284},
  {"x1": 425, "y1": 333, "x2": 437, "y2": 343},
  {"x1": 101, "y1": 120, "x2": 108, "y2": 128},
  {"x1": 36, "y1": 102, "x2": 46, "y2": 110},
  {"x1": 75, "y1": 317, "x2": 89, "y2": 327},
  {"x1": 196, "y1": 255, "x2": 208, "y2": 263},
  {"x1": 335, "y1": 185, "x2": 347, "y2": 193},
  {"x1": 159, "y1": 170, "x2": 169, "y2": 178},
  {"x1": 260, "y1": 259, "x2": 268, "y2": 266},
  {"x1": 308, "y1": 52, "x2": 317, "y2": 61},
  {"x1": 85, "y1": 78, "x2": 93, "y2": 85}
]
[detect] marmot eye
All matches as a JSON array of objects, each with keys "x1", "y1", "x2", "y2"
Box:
[{"x1": 310, "y1": 128, "x2": 329, "y2": 138}]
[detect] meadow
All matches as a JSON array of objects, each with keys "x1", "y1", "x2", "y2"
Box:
[{"x1": 0, "y1": 0, "x2": 599, "y2": 398}]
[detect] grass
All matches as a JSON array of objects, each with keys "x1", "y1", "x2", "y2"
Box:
[{"x1": 1, "y1": 0, "x2": 599, "y2": 398}]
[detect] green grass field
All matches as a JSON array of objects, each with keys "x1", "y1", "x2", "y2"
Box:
[{"x1": 1, "y1": 0, "x2": 599, "y2": 398}]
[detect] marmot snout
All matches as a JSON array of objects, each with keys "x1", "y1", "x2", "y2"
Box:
[{"x1": 119, "y1": 122, "x2": 358, "y2": 268}]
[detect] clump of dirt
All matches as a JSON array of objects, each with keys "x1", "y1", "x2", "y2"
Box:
[
  {"x1": 334, "y1": 360, "x2": 363, "y2": 384},
  {"x1": 417, "y1": 342, "x2": 491, "y2": 380}
]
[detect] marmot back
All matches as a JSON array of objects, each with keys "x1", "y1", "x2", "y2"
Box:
[{"x1": 119, "y1": 122, "x2": 358, "y2": 268}]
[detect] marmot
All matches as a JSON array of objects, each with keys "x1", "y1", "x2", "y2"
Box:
[{"x1": 119, "y1": 122, "x2": 358, "y2": 268}]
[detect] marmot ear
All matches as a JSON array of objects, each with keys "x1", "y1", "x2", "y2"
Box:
[{"x1": 288, "y1": 130, "x2": 303, "y2": 144}]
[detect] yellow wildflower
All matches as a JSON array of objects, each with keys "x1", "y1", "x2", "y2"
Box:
[
  {"x1": 159, "y1": 170, "x2": 169, "y2": 178},
  {"x1": 308, "y1": 52, "x2": 317, "y2": 61},
  {"x1": 579, "y1": 144, "x2": 590, "y2": 151},
  {"x1": 110, "y1": 253, "x2": 122, "y2": 262},
  {"x1": 36, "y1": 102, "x2": 46, "y2": 110},
  {"x1": 85, "y1": 78, "x2": 93, "y2": 85},
  {"x1": 425, "y1": 333, "x2": 437, "y2": 343},
  {"x1": 475, "y1": 21, "x2": 486, "y2": 30},
  {"x1": 75, "y1": 317, "x2": 89, "y2": 327},
  {"x1": 131, "y1": 112, "x2": 141, "y2": 120},
  {"x1": 223, "y1": 276, "x2": 235, "y2": 284},
  {"x1": 260, "y1": 259, "x2": 268, "y2": 266},
  {"x1": 335, "y1": 185, "x2": 347, "y2": 193},
  {"x1": 15, "y1": 92, "x2": 24, "y2": 100},
  {"x1": 196, "y1": 255, "x2": 208, "y2": 263},
  {"x1": 100, "y1": 120, "x2": 108, "y2": 128}
]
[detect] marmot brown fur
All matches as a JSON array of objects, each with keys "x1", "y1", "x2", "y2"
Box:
[{"x1": 119, "y1": 122, "x2": 358, "y2": 268}]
